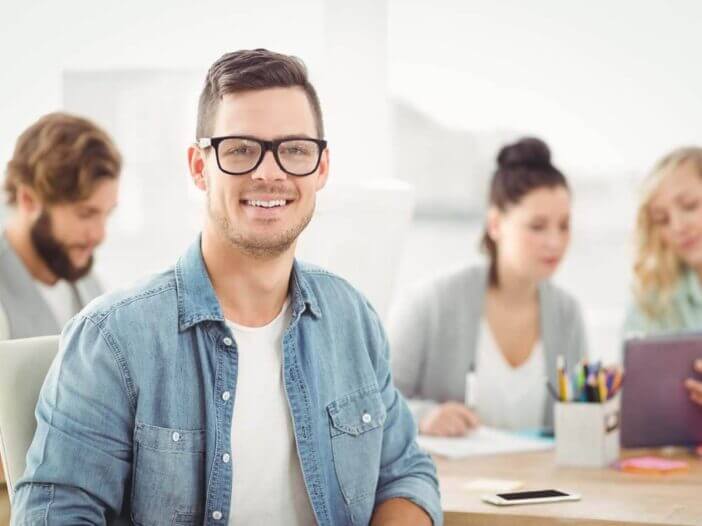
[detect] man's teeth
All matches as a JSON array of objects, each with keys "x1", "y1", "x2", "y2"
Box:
[{"x1": 246, "y1": 199, "x2": 287, "y2": 208}]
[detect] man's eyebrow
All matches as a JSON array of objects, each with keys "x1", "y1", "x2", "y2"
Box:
[{"x1": 274, "y1": 134, "x2": 316, "y2": 141}]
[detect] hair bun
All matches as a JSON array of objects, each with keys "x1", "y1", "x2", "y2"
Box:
[{"x1": 497, "y1": 137, "x2": 552, "y2": 170}]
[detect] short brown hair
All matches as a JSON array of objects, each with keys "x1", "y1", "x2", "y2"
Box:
[
  {"x1": 196, "y1": 49, "x2": 324, "y2": 139},
  {"x1": 4, "y1": 112, "x2": 121, "y2": 206}
]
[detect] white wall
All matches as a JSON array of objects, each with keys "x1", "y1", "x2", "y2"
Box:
[
  {"x1": 0, "y1": 1, "x2": 328, "y2": 160},
  {"x1": 389, "y1": 0, "x2": 702, "y2": 176},
  {"x1": 0, "y1": 0, "x2": 394, "y2": 184}
]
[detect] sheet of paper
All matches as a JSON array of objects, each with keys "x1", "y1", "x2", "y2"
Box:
[{"x1": 417, "y1": 426, "x2": 554, "y2": 459}]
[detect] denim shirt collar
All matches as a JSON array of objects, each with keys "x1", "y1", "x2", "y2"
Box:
[{"x1": 175, "y1": 235, "x2": 321, "y2": 332}]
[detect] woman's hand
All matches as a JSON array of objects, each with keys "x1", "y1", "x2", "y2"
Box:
[
  {"x1": 684, "y1": 359, "x2": 702, "y2": 406},
  {"x1": 419, "y1": 401, "x2": 479, "y2": 437}
]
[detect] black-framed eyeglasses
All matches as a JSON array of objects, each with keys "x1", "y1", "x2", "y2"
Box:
[{"x1": 197, "y1": 135, "x2": 327, "y2": 177}]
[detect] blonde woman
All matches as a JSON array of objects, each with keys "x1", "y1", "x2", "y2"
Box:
[{"x1": 624, "y1": 146, "x2": 702, "y2": 405}]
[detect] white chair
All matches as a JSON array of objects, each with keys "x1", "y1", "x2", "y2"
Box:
[{"x1": 0, "y1": 335, "x2": 59, "y2": 501}]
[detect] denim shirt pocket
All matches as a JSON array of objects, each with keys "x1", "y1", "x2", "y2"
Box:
[
  {"x1": 327, "y1": 384, "x2": 387, "y2": 509},
  {"x1": 131, "y1": 421, "x2": 206, "y2": 526}
]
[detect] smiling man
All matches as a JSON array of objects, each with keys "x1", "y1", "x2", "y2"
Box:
[
  {"x1": 0, "y1": 113, "x2": 121, "y2": 340},
  {"x1": 11, "y1": 50, "x2": 442, "y2": 525}
]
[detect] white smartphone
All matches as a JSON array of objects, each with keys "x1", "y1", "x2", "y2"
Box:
[{"x1": 482, "y1": 489, "x2": 581, "y2": 506}]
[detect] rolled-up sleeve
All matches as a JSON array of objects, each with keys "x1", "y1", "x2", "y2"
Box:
[
  {"x1": 11, "y1": 315, "x2": 135, "y2": 525},
  {"x1": 371, "y1": 307, "x2": 443, "y2": 525}
]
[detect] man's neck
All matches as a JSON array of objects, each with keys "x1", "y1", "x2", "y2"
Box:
[
  {"x1": 4, "y1": 216, "x2": 58, "y2": 286},
  {"x1": 201, "y1": 227, "x2": 295, "y2": 327}
]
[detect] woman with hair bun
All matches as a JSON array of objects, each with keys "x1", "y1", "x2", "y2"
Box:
[{"x1": 388, "y1": 137, "x2": 587, "y2": 436}]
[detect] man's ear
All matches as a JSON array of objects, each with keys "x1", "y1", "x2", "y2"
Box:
[
  {"x1": 315, "y1": 148, "x2": 330, "y2": 191},
  {"x1": 188, "y1": 145, "x2": 208, "y2": 192},
  {"x1": 16, "y1": 185, "x2": 43, "y2": 220}
]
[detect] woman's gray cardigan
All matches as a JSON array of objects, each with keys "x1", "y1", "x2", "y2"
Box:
[{"x1": 387, "y1": 265, "x2": 588, "y2": 430}]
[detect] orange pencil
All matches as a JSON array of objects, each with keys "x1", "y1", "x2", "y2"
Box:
[{"x1": 610, "y1": 369, "x2": 623, "y2": 397}]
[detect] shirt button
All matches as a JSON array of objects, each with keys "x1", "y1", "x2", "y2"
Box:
[
  {"x1": 222, "y1": 391, "x2": 231, "y2": 401},
  {"x1": 222, "y1": 453, "x2": 230, "y2": 463},
  {"x1": 362, "y1": 413, "x2": 372, "y2": 424},
  {"x1": 172, "y1": 432, "x2": 180, "y2": 442},
  {"x1": 222, "y1": 337, "x2": 233, "y2": 347},
  {"x1": 212, "y1": 510, "x2": 223, "y2": 520}
]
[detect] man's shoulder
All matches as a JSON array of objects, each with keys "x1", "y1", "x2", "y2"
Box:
[
  {"x1": 296, "y1": 261, "x2": 379, "y2": 318},
  {"x1": 298, "y1": 261, "x2": 367, "y2": 301},
  {"x1": 79, "y1": 267, "x2": 177, "y2": 326}
]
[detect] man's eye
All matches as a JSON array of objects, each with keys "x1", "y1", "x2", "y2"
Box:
[
  {"x1": 227, "y1": 147, "x2": 252, "y2": 155},
  {"x1": 283, "y1": 146, "x2": 309, "y2": 156}
]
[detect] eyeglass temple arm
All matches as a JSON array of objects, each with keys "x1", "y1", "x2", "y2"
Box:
[{"x1": 197, "y1": 138, "x2": 212, "y2": 148}]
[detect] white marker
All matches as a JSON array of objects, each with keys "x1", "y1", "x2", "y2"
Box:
[{"x1": 465, "y1": 364, "x2": 477, "y2": 409}]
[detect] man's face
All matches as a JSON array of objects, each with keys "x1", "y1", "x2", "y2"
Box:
[
  {"x1": 194, "y1": 87, "x2": 329, "y2": 259},
  {"x1": 31, "y1": 178, "x2": 119, "y2": 281}
]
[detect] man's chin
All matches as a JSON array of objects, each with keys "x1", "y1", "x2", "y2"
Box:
[
  {"x1": 70, "y1": 255, "x2": 93, "y2": 270},
  {"x1": 57, "y1": 256, "x2": 94, "y2": 282},
  {"x1": 236, "y1": 237, "x2": 296, "y2": 259}
]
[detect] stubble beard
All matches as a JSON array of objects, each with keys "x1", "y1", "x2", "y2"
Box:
[{"x1": 207, "y1": 190, "x2": 314, "y2": 260}]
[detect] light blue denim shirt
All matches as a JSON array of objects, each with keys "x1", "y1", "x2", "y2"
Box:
[{"x1": 12, "y1": 237, "x2": 442, "y2": 526}]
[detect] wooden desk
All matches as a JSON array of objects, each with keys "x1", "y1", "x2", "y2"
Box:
[
  {"x1": 0, "y1": 452, "x2": 698, "y2": 525},
  {"x1": 436, "y1": 449, "x2": 702, "y2": 526}
]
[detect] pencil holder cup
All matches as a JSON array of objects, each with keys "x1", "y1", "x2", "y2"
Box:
[{"x1": 554, "y1": 394, "x2": 621, "y2": 467}]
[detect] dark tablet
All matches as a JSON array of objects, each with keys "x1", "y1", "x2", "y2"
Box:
[{"x1": 621, "y1": 332, "x2": 702, "y2": 447}]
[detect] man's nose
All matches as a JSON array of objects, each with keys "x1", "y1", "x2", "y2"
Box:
[{"x1": 251, "y1": 150, "x2": 287, "y2": 182}]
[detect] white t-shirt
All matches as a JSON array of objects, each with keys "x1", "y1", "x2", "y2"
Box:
[
  {"x1": 34, "y1": 279, "x2": 81, "y2": 329},
  {"x1": 474, "y1": 318, "x2": 547, "y2": 430},
  {"x1": 226, "y1": 301, "x2": 315, "y2": 525}
]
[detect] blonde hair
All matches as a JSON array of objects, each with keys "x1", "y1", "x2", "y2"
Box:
[{"x1": 633, "y1": 147, "x2": 702, "y2": 320}]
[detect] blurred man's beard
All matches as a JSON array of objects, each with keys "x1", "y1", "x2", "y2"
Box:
[{"x1": 30, "y1": 211, "x2": 93, "y2": 282}]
